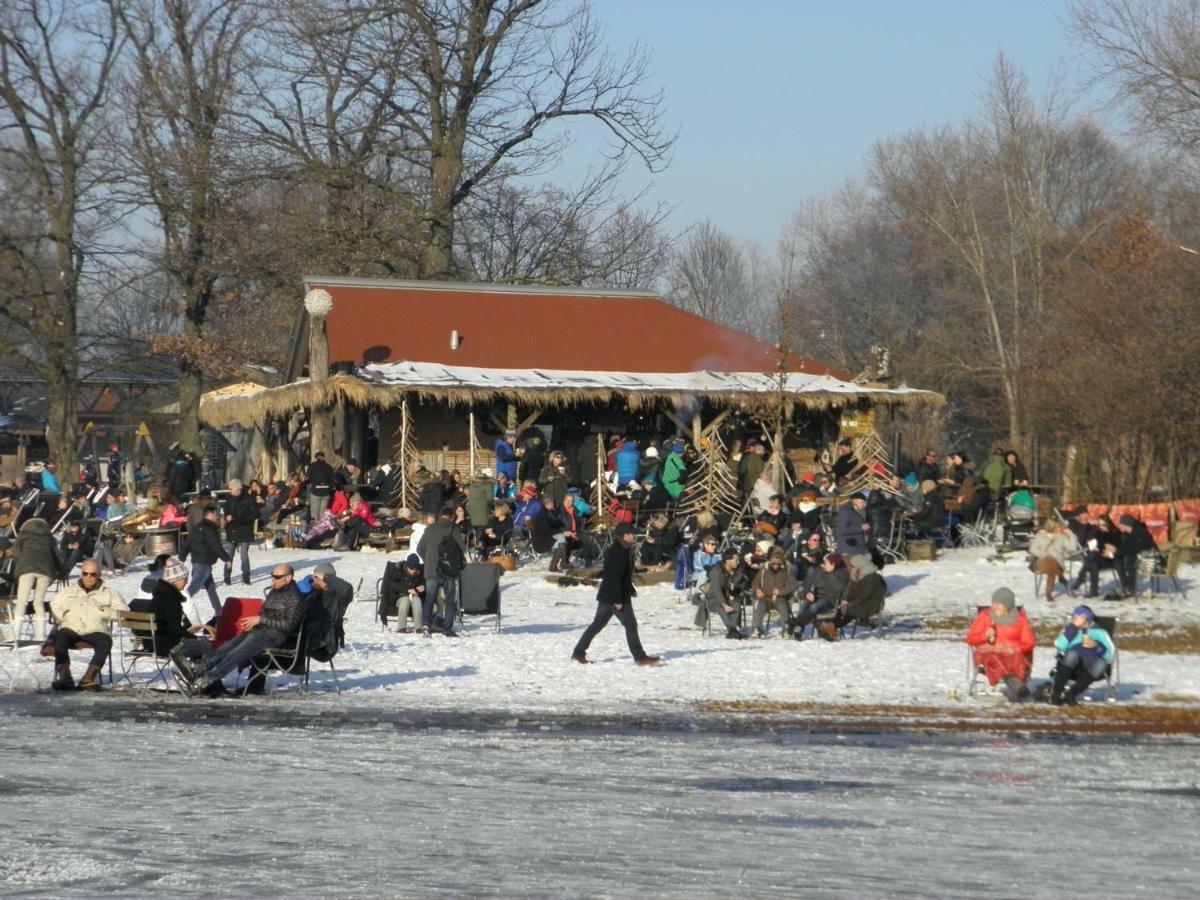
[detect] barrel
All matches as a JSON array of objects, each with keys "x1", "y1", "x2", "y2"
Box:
[{"x1": 143, "y1": 527, "x2": 179, "y2": 557}]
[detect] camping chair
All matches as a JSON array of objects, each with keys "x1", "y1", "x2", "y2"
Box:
[
  {"x1": 876, "y1": 517, "x2": 908, "y2": 564},
  {"x1": 1046, "y1": 615, "x2": 1120, "y2": 702},
  {"x1": 239, "y1": 619, "x2": 312, "y2": 696},
  {"x1": 964, "y1": 604, "x2": 1029, "y2": 696},
  {"x1": 0, "y1": 605, "x2": 47, "y2": 692},
  {"x1": 1137, "y1": 550, "x2": 1186, "y2": 599},
  {"x1": 113, "y1": 610, "x2": 171, "y2": 693},
  {"x1": 458, "y1": 562, "x2": 502, "y2": 632},
  {"x1": 374, "y1": 561, "x2": 401, "y2": 630}
]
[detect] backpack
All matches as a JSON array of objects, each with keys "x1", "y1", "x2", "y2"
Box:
[{"x1": 437, "y1": 531, "x2": 466, "y2": 578}]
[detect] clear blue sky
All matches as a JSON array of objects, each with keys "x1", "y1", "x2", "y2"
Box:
[{"x1": 559, "y1": 0, "x2": 1097, "y2": 247}]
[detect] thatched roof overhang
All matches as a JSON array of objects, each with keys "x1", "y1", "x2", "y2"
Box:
[{"x1": 199, "y1": 363, "x2": 942, "y2": 430}]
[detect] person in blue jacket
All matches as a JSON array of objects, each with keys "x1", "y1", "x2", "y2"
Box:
[
  {"x1": 40, "y1": 461, "x2": 61, "y2": 493},
  {"x1": 493, "y1": 430, "x2": 519, "y2": 481},
  {"x1": 614, "y1": 439, "x2": 640, "y2": 486},
  {"x1": 1050, "y1": 605, "x2": 1115, "y2": 705}
]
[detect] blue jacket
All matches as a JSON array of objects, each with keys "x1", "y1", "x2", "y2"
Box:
[
  {"x1": 41, "y1": 469, "x2": 61, "y2": 493},
  {"x1": 1055, "y1": 623, "x2": 1114, "y2": 664},
  {"x1": 692, "y1": 549, "x2": 722, "y2": 586},
  {"x1": 494, "y1": 438, "x2": 518, "y2": 480},
  {"x1": 614, "y1": 442, "x2": 640, "y2": 485},
  {"x1": 513, "y1": 497, "x2": 542, "y2": 528}
]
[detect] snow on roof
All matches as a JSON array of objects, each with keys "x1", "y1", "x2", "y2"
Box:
[{"x1": 359, "y1": 360, "x2": 938, "y2": 404}]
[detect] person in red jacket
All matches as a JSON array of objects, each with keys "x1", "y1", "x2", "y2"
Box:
[
  {"x1": 340, "y1": 492, "x2": 378, "y2": 550},
  {"x1": 966, "y1": 587, "x2": 1035, "y2": 701}
]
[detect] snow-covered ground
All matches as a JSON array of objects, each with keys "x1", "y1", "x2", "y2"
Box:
[{"x1": 7, "y1": 544, "x2": 1197, "y2": 713}]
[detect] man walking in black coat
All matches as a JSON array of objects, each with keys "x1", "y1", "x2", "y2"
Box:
[
  {"x1": 307, "y1": 451, "x2": 335, "y2": 523},
  {"x1": 180, "y1": 504, "x2": 230, "y2": 622},
  {"x1": 571, "y1": 524, "x2": 661, "y2": 666}
]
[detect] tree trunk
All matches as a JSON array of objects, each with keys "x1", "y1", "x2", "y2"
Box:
[
  {"x1": 177, "y1": 362, "x2": 203, "y2": 455},
  {"x1": 420, "y1": 150, "x2": 463, "y2": 279},
  {"x1": 46, "y1": 374, "x2": 78, "y2": 478}
]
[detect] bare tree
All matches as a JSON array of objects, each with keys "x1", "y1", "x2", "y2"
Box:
[
  {"x1": 379, "y1": 0, "x2": 673, "y2": 278},
  {"x1": 665, "y1": 219, "x2": 758, "y2": 332},
  {"x1": 116, "y1": 0, "x2": 260, "y2": 452},
  {"x1": 1070, "y1": 0, "x2": 1200, "y2": 171},
  {"x1": 0, "y1": 0, "x2": 123, "y2": 472}
]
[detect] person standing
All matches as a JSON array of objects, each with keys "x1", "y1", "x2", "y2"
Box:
[
  {"x1": 222, "y1": 479, "x2": 258, "y2": 586},
  {"x1": 11, "y1": 517, "x2": 63, "y2": 641},
  {"x1": 417, "y1": 506, "x2": 466, "y2": 636},
  {"x1": 180, "y1": 504, "x2": 230, "y2": 624},
  {"x1": 494, "y1": 430, "x2": 519, "y2": 482},
  {"x1": 571, "y1": 523, "x2": 662, "y2": 665},
  {"x1": 40, "y1": 461, "x2": 61, "y2": 494},
  {"x1": 307, "y1": 451, "x2": 334, "y2": 523}
]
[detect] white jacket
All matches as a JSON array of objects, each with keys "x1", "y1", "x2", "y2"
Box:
[
  {"x1": 1029, "y1": 530, "x2": 1081, "y2": 567},
  {"x1": 51, "y1": 581, "x2": 129, "y2": 635}
]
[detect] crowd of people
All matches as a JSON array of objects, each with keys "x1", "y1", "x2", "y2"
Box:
[{"x1": 0, "y1": 430, "x2": 1156, "y2": 704}]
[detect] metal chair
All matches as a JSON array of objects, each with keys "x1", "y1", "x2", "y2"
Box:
[
  {"x1": 1137, "y1": 550, "x2": 1186, "y2": 599},
  {"x1": 113, "y1": 610, "x2": 172, "y2": 693},
  {"x1": 0, "y1": 605, "x2": 47, "y2": 692}
]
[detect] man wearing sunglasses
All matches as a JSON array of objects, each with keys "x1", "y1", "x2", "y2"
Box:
[
  {"x1": 49, "y1": 561, "x2": 128, "y2": 690},
  {"x1": 171, "y1": 564, "x2": 305, "y2": 697}
]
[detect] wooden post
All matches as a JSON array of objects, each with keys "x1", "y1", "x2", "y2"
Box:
[
  {"x1": 595, "y1": 426, "x2": 605, "y2": 519},
  {"x1": 400, "y1": 397, "x2": 410, "y2": 506},
  {"x1": 468, "y1": 409, "x2": 476, "y2": 477},
  {"x1": 305, "y1": 289, "x2": 333, "y2": 458}
]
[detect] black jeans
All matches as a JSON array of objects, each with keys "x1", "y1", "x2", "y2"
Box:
[
  {"x1": 573, "y1": 603, "x2": 647, "y2": 661},
  {"x1": 54, "y1": 629, "x2": 112, "y2": 668}
]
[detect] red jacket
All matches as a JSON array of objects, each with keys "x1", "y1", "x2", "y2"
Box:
[
  {"x1": 966, "y1": 608, "x2": 1035, "y2": 655},
  {"x1": 350, "y1": 499, "x2": 377, "y2": 527},
  {"x1": 329, "y1": 490, "x2": 349, "y2": 517}
]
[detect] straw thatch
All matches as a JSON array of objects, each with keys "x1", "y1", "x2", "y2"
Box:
[{"x1": 199, "y1": 366, "x2": 942, "y2": 429}]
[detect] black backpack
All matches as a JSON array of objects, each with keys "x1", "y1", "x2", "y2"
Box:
[{"x1": 437, "y1": 531, "x2": 466, "y2": 578}]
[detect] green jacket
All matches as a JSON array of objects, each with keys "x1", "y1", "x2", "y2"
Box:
[
  {"x1": 663, "y1": 452, "x2": 687, "y2": 499},
  {"x1": 980, "y1": 455, "x2": 1012, "y2": 493}
]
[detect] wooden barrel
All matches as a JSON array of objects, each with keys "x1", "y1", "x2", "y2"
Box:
[
  {"x1": 142, "y1": 528, "x2": 179, "y2": 557},
  {"x1": 488, "y1": 554, "x2": 518, "y2": 572}
]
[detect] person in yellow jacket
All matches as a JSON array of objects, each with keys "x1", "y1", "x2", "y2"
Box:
[{"x1": 49, "y1": 560, "x2": 128, "y2": 691}]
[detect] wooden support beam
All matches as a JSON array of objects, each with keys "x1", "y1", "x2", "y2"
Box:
[
  {"x1": 701, "y1": 410, "x2": 731, "y2": 437},
  {"x1": 516, "y1": 409, "x2": 541, "y2": 432},
  {"x1": 661, "y1": 410, "x2": 687, "y2": 436}
]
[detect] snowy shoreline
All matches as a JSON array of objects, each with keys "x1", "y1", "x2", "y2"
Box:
[{"x1": 10, "y1": 545, "x2": 1200, "y2": 726}]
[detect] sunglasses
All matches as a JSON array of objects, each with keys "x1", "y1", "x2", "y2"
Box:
[
  {"x1": 270, "y1": 573, "x2": 290, "y2": 581},
  {"x1": 81, "y1": 571, "x2": 100, "y2": 578}
]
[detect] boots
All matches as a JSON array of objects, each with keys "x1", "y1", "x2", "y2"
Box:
[
  {"x1": 51, "y1": 663, "x2": 75, "y2": 691},
  {"x1": 223, "y1": 568, "x2": 232, "y2": 586},
  {"x1": 548, "y1": 546, "x2": 566, "y2": 573},
  {"x1": 1063, "y1": 673, "x2": 1095, "y2": 706},
  {"x1": 78, "y1": 665, "x2": 103, "y2": 691},
  {"x1": 1049, "y1": 666, "x2": 1071, "y2": 705}
]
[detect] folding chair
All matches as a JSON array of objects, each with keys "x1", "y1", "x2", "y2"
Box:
[
  {"x1": 240, "y1": 620, "x2": 310, "y2": 696},
  {"x1": 458, "y1": 562, "x2": 502, "y2": 632},
  {"x1": 957, "y1": 503, "x2": 1000, "y2": 549},
  {"x1": 114, "y1": 610, "x2": 171, "y2": 693},
  {"x1": 1031, "y1": 551, "x2": 1082, "y2": 602},
  {"x1": 1137, "y1": 550, "x2": 1186, "y2": 599},
  {"x1": 876, "y1": 517, "x2": 908, "y2": 564},
  {"x1": 964, "y1": 603, "x2": 1028, "y2": 696},
  {"x1": 1045, "y1": 615, "x2": 1120, "y2": 702},
  {"x1": 0, "y1": 606, "x2": 47, "y2": 692}
]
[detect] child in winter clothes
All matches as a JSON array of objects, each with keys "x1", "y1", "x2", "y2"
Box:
[{"x1": 1050, "y1": 605, "x2": 1114, "y2": 705}]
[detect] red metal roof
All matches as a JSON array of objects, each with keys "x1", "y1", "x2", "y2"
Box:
[{"x1": 307, "y1": 280, "x2": 842, "y2": 377}]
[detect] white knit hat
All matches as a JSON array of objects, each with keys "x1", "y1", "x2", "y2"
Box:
[{"x1": 163, "y1": 557, "x2": 188, "y2": 583}]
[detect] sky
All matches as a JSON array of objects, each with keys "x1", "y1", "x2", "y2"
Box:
[{"x1": 557, "y1": 0, "x2": 1102, "y2": 248}]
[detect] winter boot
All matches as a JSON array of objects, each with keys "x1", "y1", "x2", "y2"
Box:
[
  {"x1": 548, "y1": 546, "x2": 566, "y2": 573},
  {"x1": 51, "y1": 664, "x2": 75, "y2": 691},
  {"x1": 1049, "y1": 666, "x2": 1071, "y2": 705},
  {"x1": 223, "y1": 567, "x2": 232, "y2": 587},
  {"x1": 242, "y1": 573, "x2": 252, "y2": 586},
  {"x1": 78, "y1": 665, "x2": 103, "y2": 691},
  {"x1": 1064, "y1": 673, "x2": 1095, "y2": 706}
]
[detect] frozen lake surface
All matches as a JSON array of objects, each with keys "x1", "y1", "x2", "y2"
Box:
[{"x1": 1, "y1": 701, "x2": 1197, "y2": 898}]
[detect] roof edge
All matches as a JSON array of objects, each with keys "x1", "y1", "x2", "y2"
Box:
[{"x1": 301, "y1": 275, "x2": 660, "y2": 300}]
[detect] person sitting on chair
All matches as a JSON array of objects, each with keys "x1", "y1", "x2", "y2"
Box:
[
  {"x1": 756, "y1": 495, "x2": 791, "y2": 548},
  {"x1": 171, "y1": 564, "x2": 306, "y2": 697},
  {"x1": 835, "y1": 492, "x2": 871, "y2": 556},
  {"x1": 793, "y1": 552, "x2": 847, "y2": 639},
  {"x1": 1029, "y1": 518, "x2": 1081, "y2": 604},
  {"x1": 751, "y1": 548, "x2": 797, "y2": 639},
  {"x1": 966, "y1": 587, "x2": 1035, "y2": 702},
  {"x1": 1070, "y1": 514, "x2": 1120, "y2": 599},
  {"x1": 828, "y1": 553, "x2": 886, "y2": 640},
  {"x1": 49, "y1": 560, "x2": 129, "y2": 691},
  {"x1": 1049, "y1": 605, "x2": 1114, "y2": 705},
  {"x1": 129, "y1": 557, "x2": 212, "y2": 659},
  {"x1": 480, "y1": 503, "x2": 514, "y2": 556},
  {"x1": 703, "y1": 549, "x2": 747, "y2": 640},
  {"x1": 1114, "y1": 514, "x2": 1156, "y2": 599},
  {"x1": 386, "y1": 553, "x2": 427, "y2": 633}
]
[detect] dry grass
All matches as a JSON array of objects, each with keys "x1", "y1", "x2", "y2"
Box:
[
  {"x1": 691, "y1": 699, "x2": 1200, "y2": 734},
  {"x1": 920, "y1": 615, "x2": 1200, "y2": 654}
]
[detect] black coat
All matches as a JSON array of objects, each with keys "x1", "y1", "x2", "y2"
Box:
[
  {"x1": 257, "y1": 581, "x2": 306, "y2": 635},
  {"x1": 166, "y1": 458, "x2": 196, "y2": 498},
  {"x1": 134, "y1": 578, "x2": 192, "y2": 654},
  {"x1": 381, "y1": 563, "x2": 425, "y2": 618},
  {"x1": 529, "y1": 506, "x2": 561, "y2": 554},
  {"x1": 1118, "y1": 520, "x2": 1157, "y2": 558},
  {"x1": 182, "y1": 518, "x2": 230, "y2": 565},
  {"x1": 841, "y1": 572, "x2": 886, "y2": 622},
  {"x1": 223, "y1": 492, "x2": 259, "y2": 543},
  {"x1": 307, "y1": 459, "x2": 334, "y2": 498},
  {"x1": 595, "y1": 542, "x2": 636, "y2": 605},
  {"x1": 308, "y1": 574, "x2": 353, "y2": 661}
]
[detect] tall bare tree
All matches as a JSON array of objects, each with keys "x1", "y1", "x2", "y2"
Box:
[
  {"x1": 0, "y1": 0, "x2": 123, "y2": 473},
  {"x1": 116, "y1": 0, "x2": 260, "y2": 452},
  {"x1": 665, "y1": 219, "x2": 758, "y2": 332}
]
